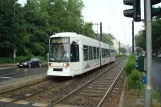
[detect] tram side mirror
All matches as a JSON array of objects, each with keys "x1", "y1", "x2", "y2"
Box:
[{"x1": 72, "y1": 41, "x2": 78, "y2": 48}]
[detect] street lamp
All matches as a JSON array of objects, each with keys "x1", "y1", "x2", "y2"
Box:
[{"x1": 92, "y1": 23, "x2": 99, "y2": 39}]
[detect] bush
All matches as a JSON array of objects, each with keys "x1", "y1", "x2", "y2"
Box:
[
  {"x1": 15, "y1": 55, "x2": 35, "y2": 62},
  {"x1": 115, "y1": 53, "x2": 122, "y2": 57},
  {"x1": 153, "y1": 90, "x2": 160, "y2": 99},
  {"x1": 34, "y1": 56, "x2": 46, "y2": 61},
  {"x1": 15, "y1": 55, "x2": 46, "y2": 62},
  {"x1": 124, "y1": 54, "x2": 136, "y2": 76},
  {"x1": 127, "y1": 69, "x2": 143, "y2": 89},
  {"x1": 0, "y1": 57, "x2": 12, "y2": 64}
]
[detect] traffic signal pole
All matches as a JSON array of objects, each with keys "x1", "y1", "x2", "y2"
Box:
[
  {"x1": 144, "y1": 0, "x2": 152, "y2": 107},
  {"x1": 132, "y1": 20, "x2": 134, "y2": 53}
]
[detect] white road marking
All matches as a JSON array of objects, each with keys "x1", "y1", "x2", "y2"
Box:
[
  {"x1": 0, "y1": 98, "x2": 14, "y2": 102},
  {"x1": 0, "y1": 72, "x2": 17, "y2": 76},
  {"x1": 0, "y1": 76, "x2": 12, "y2": 79},
  {"x1": 15, "y1": 100, "x2": 29, "y2": 104},
  {"x1": 32, "y1": 103, "x2": 48, "y2": 107},
  {"x1": 0, "y1": 67, "x2": 15, "y2": 70}
]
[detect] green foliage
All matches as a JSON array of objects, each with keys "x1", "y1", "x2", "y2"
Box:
[
  {"x1": 15, "y1": 56, "x2": 32, "y2": 62},
  {"x1": 135, "y1": 12, "x2": 161, "y2": 52},
  {"x1": 153, "y1": 90, "x2": 160, "y2": 99},
  {"x1": 15, "y1": 55, "x2": 46, "y2": 62},
  {"x1": 127, "y1": 69, "x2": 143, "y2": 89},
  {"x1": 0, "y1": 58, "x2": 12, "y2": 64},
  {"x1": 32, "y1": 42, "x2": 45, "y2": 56},
  {"x1": 102, "y1": 33, "x2": 114, "y2": 45},
  {"x1": 130, "y1": 89, "x2": 135, "y2": 95},
  {"x1": 124, "y1": 54, "x2": 136, "y2": 76},
  {"x1": 140, "y1": 86, "x2": 161, "y2": 106},
  {"x1": 0, "y1": 0, "x2": 116, "y2": 57},
  {"x1": 135, "y1": 30, "x2": 146, "y2": 51},
  {"x1": 119, "y1": 47, "x2": 127, "y2": 54},
  {"x1": 115, "y1": 53, "x2": 122, "y2": 57}
]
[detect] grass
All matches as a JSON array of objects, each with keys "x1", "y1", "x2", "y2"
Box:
[
  {"x1": 124, "y1": 54, "x2": 161, "y2": 106},
  {"x1": 124, "y1": 54, "x2": 136, "y2": 77}
]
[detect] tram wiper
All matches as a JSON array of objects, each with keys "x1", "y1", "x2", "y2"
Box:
[{"x1": 58, "y1": 51, "x2": 66, "y2": 63}]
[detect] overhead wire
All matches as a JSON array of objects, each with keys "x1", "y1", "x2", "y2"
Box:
[{"x1": 106, "y1": 0, "x2": 132, "y2": 31}]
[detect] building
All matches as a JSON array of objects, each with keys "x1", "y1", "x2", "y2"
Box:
[{"x1": 112, "y1": 39, "x2": 119, "y2": 53}]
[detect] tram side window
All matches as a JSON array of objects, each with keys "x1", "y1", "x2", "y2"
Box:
[
  {"x1": 83, "y1": 45, "x2": 88, "y2": 61},
  {"x1": 101, "y1": 48, "x2": 103, "y2": 58},
  {"x1": 103, "y1": 49, "x2": 105, "y2": 58},
  {"x1": 107, "y1": 49, "x2": 110, "y2": 57},
  {"x1": 104, "y1": 49, "x2": 106, "y2": 58},
  {"x1": 105, "y1": 49, "x2": 107, "y2": 58},
  {"x1": 93, "y1": 47, "x2": 97, "y2": 59},
  {"x1": 71, "y1": 42, "x2": 79, "y2": 62},
  {"x1": 89, "y1": 46, "x2": 93, "y2": 60},
  {"x1": 97, "y1": 47, "x2": 99, "y2": 59},
  {"x1": 111, "y1": 50, "x2": 115, "y2": 56},
  {"x1": 102, "y1": 48, "x2": 104, "y2": 58},
  {"x1": 110, "y1": 50, "x2": 112, "y2": 56}
]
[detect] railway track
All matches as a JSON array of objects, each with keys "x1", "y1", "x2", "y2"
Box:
[
  {"x1": 0, "y1": 56, "x2": 126, "y2": 107},
  {"x1": 0, "y1": 77, "x2": 73, "y2": 107},
  {"x1": 49, "y1": 58, "x2": 126, "y2": 107}
]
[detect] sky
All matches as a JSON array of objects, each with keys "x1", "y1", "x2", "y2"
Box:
[{"x1": 18, "y1": 0, "x2": 146, "y2": 46}]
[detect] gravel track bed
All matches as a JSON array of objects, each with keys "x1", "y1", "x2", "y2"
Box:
[
  {"x1": 99, "y1": 73, "x2": 124, "y2": 107},
  {"x1": 0, "y1": 56, "x2": 125, "y2": 106},
  {"x1": 27, "y1": 57, "x2": 125, "y2": 104},
  {"x1": 53, "y1": 59, "x2": 125, "y2": 107},
  {"x1": 0, "y1": 77, "x2": 72, "y2": 105}
]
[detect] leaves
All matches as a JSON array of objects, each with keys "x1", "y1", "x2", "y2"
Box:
[
  {"x1": 0, "y1": 0, "x2": 115, "y2": 57},
  {"x1": 135, "y1": 15, "x2": 161, "y2": 52}
]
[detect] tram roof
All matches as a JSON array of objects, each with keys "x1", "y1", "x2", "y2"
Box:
[{"x1": 50, "y1": 32, "x2": 113, "y2": 47}]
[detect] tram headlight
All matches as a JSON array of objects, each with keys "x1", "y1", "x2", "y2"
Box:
[
  {"x1": 48, "y1": 63, "x2": 52, "y2": 66},
  {"x1": 63, "y1": 63, "x2": 69, "y2": 67}
]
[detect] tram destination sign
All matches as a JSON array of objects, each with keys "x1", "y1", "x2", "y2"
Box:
[{"x1": 50, "y1": 37, "x2": 69, "y2": 44}]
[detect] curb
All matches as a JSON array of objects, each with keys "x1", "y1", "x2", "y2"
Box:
[
  {"x1": 118, "y1": 77, "x2": 127, "y2": 107},
  {"x1": 0, "y1": 76, "x2": 51, "y2": 94}
]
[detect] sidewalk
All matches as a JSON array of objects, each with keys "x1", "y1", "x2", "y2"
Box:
[
  {"x1": 119, "y1": 89, "x2": 144, "y2": 107},
  {"x1": 0, "y1": 63, "x2": 17, "y2": 69},
  {"x1": 118, "y1": 81, "x2": 161, "y2": 107},
  {"x1": 118, "y1": 78, "x2": 144, "y2": 107}
]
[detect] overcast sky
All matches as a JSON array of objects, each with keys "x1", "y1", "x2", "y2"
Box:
[{"x1": 18, "y1": 0, "x2": 147, "y2": 46}]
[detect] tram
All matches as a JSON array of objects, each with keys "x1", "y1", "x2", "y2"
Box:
[{"x1": 47, "y1": 32, "x2": 115, "y2": 76}]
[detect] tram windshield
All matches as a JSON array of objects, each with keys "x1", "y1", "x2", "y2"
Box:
[{"x1": 49, "y1": 37, "x2": 70, "y2": 62}]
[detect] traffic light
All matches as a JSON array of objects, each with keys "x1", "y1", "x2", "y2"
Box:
[
  {"x1": 151, "y1": 0, "x2": 161, "y2": 17},
  {"x1": 123, "y1": 0, "x2": 141, "y2": 22}
]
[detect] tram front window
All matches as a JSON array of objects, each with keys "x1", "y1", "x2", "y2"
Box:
[{"x1": 49, "y1": 37, "x2": 70, "y2": 62}]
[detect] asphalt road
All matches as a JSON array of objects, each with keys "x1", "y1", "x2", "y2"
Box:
[
  {"x1": 0, "y1": 65, "x2": 47, "y2": 83},
  {"x1": 152, "y1": 58, "x2": 161, "y2": 98}
]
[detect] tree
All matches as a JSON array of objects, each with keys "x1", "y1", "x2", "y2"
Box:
[
  {"x1": 83, "y1": 22, "x2": 95, "y2": 38},
  {"x1": 135, "y1": 15, "x2": 161, "y2": 52},
  {"x1": 0, "y1": 0, "x2": 26, "y2": 57},
  {"x1": 135, "y1": 30, "x2": 146, "y2": 51},
  {"x1": 102, "y1": 33, "x2": 114, "y2": 45},
  {"x1": 0, "y1": 0, "x2": 97, "y2": 58},
  {"x1": 119, "y1": 47, "x2": 127, "y2": 54}
]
